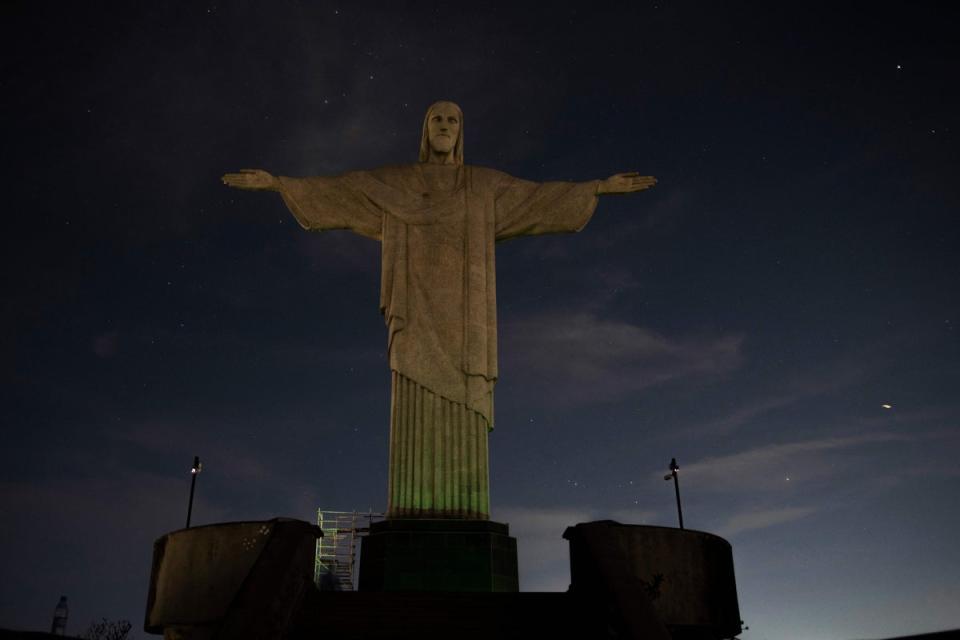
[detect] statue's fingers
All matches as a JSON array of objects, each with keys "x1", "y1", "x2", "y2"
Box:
[
  {"x1": 240, "y1": 168, "x2": 260, "y2": 174},
  {"x1": 223, "y1": 175, "x2": 251, "y2": 187}
]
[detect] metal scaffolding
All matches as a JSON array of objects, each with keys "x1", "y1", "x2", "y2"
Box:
[{"x1": 314, "y1": 510, "x2": 383, "y2": 591}]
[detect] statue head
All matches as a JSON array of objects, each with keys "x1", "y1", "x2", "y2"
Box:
[{"x1": 419, "y1": 100, "x2": 463, "y2": 165}]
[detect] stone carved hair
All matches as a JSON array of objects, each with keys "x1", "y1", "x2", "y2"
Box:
[{"x1": 418, "y1": 101, "x2": 464, "y2": 165}]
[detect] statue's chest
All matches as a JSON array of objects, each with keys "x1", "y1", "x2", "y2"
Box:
[
  {"x1": 419, "y1": 165, "x2": 459, "y2": 193},
  {"x1": 406, "y1": 207, "x2": 466, "y2": 254}
]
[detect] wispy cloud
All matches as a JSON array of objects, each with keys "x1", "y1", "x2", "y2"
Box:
[
  {"x1": 109, "y1": 418, "x2": 273, "y2": 483},
  {"x1": 678, "y1": 326, "x2": 939, "y2": 440},
  {"x1": 0, "y1": 467, "x2": 227, "y2": 630},
  {"x1": 288, "y1": 103, "x2": 411, "y2": 176},
  {"x1": 494, "y1": 505, "x2": 656, "y2": 591},
  {"x1": 494, "y1": 506, "x2": 589, "y2": 591},
  {"x1": 501, "y1": 311, "x2": 742, "y2": 406},
  {"x1": 668, "y1": 433, "x2": 910, "y2": 493},
  {"x1": 716, "y1": 505, "x2": 818, "y2": 537},
  {"x1": 690, "y1": 360, "x2": 871, "y2": 437}
]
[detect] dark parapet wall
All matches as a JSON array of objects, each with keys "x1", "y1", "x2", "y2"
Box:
[
  {"x1": 564, "y1": 521, "x2": 742, "y2": 640},
  {"x1": 144, "y1": 519, "x2": 322, "y2": 639},
  {"x1": 288, "y1": 591, "x2": 608, "y2": 639}
]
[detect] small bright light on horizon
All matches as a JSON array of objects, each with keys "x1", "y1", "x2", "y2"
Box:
[{"x1": 882, "y1": 404, "x2": 892, "y2": 409}]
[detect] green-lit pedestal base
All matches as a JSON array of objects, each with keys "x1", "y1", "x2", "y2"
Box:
[{"x1": 358, "y1": 519, "x2": 518, "y2": 592}]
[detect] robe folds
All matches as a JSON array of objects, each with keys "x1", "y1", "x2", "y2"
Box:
[{"x1": 278, "y1": 164, "x2": 598, "y2": 518}]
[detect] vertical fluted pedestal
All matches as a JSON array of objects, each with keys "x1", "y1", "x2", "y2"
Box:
[
  {"x1": 375, "y1": 374, "x2": 511, "y2": 592},
  {"x1": 387, "y1": 373, "x2": 491, "y2": 519},
  {"x1": 358, "y1": 519, "x2": 518, "y2": 593}
]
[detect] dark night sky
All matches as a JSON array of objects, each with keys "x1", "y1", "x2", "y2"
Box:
[{"x1": 2, "y1": 2, "x2": 958, "y2": 638}]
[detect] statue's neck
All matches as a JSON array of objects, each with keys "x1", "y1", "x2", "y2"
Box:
[
  {"x1": 427, "y1": 149, "x2": 457, "y2": 165},
  {"x1": 418, "y1": 163, "x2": 460, "y2": 192}
]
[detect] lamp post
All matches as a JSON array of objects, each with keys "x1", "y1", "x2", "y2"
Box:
[
  {"x1": 50, "y1": 595, "x2": 68, "y2": 635},
  {"x1": 663, "y1": 457, "x2": 684, "y2": 530},
  {"x1": 186, "y1": 455, "x2": 202, "y2": 529}
]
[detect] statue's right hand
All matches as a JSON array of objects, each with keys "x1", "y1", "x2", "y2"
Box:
[{"x1": 221, "y1": 169, "x2": 278, "y2": 191}]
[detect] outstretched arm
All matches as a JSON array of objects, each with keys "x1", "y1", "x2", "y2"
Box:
[
  {"x1": 223, "y1": 169, "x2": 383, "y2": 241},
  {"x1": 221, "y1": 169, "x2": 279, "y2": 191},
  {"x1": 597, "y1": 172, "x2": 657, "y2": 195}
]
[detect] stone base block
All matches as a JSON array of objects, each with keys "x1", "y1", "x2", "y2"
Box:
[{"x1": 358, "y1": 519, "x2": 518, "y2": 592}]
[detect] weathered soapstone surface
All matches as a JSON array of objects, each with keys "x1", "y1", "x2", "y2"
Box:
[{"x1": 222, "y1": 101, "x2": 656, "y2": 520}]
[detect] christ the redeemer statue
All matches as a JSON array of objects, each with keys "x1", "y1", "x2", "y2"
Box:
[{"x1": 223, "y1": 101, "x2": 656, "y2": 521}]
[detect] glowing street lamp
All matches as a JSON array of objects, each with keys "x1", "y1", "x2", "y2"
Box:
[
  {"x1": 186, "y1": 455, "x2": 202, "y2": 529},
  {"x1": 663, "y1": 457, "x2": 684, "y2": 530}
]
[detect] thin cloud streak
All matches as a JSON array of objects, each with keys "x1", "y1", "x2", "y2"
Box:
[
  {"x1": 502, "y1": 311, "x2": 743, "y2": 406},
  {"x1": 669, "y1": 433, "x2": 911, "y2": 493},
  {"x1": 717, "y1": 506, "x2": 818, "y2": 537},
  {"x1": 495, "y1": 505, "x2": 656, "y2": 592},
  {"x1": 689, "y1": 360, "x2": 873, "y2": 437}
]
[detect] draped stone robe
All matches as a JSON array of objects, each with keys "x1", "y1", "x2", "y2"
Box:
[{"x1": 278, "y1": 164, "x2": 599, "y2": 519}]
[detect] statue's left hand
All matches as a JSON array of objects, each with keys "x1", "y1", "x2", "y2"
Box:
[
  {"x1": 597, "y1": 172, "x2": 657, "y2": 195},
  {"x1": 221, "y1": 169, "x2": 278, "y2": 191}
]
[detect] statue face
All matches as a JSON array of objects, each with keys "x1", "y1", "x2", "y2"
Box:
[{"x1": 426, "y1": 103, "x2": 461, "y2": 155}]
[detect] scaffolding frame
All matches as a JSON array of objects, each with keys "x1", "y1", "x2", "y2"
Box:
[{"x1": 314, "y1": 510, "x2": 383, "y2": 591}]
